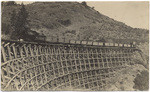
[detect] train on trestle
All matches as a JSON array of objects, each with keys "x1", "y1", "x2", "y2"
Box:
[
  {"x1": 13, "y1": 38, "x2": 136, "y2": 48},
  {"x1": 57, "y1": 40, "x2": 136, "y2": 48}
]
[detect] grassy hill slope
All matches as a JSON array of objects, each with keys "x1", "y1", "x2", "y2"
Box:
[{"x1": 1, "y1": 2, "x2": 149, "y2": 43}]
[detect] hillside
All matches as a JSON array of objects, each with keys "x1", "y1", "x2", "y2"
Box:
[{"x1": 1, "y1": 2, "x2": 149, "y2": 43}]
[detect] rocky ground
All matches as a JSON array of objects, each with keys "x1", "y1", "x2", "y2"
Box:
[{"x1": 104, "y1": 64, "x2": 149, "y2": 91}]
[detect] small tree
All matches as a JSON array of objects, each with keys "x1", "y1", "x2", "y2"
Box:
[
  {"x1": 5, "y1": 1, "x2": 17, "y2": 6},
  {"x1": 81, "y1": 1, "x2": 87, "y2": 7},
  {"x1": 10, "y1": 10, "x2": 17, "y2": 29},
  {"x1": 11, "y1": 3, "x2": 29, "y2": 40},
  {"x1": 2, "y1": 23, "x2": 11, "y2": 35}
]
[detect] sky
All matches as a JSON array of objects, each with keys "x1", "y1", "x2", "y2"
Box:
[
  {"x1": 87, "y1": 1, "x2": 149, "y2": 29},
  {"x1": 16, "y1": 1, "x2": 149, "y2": 29}
]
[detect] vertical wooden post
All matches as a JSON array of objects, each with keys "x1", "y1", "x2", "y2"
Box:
[
  {"x1": 106, "y1": 49, "x2": 109, "y2": 68},
  {"x1": 51, "y1": 48, "x2": 56, "y2": 78},
  {"x1": 110, "y1": 49, "x2": 113, "y2": 68},
  {"x1": 78, "y1": 48, "x2": 82, "y2": 72},
  {"x1": 37, "y1": 45, "x2": 42, "y2": 65},
  {"x1": 45, "y1": 45, "x2": 48, "y2": 60},
  {"x1": 1, "y1": 45, "x2": 7, "y2": 63},
  {"x1": 29, "y1": 44, "x2": 34, "y2": 56},
  {"x1": 35, "y1": 45, "x2": 39, "y2": 56},
  {"x1": 87, "y1": 48, "x2": 91, "y2": 70},
  {"x1": 101, "y1": 49, "x2": 104, "y2": 68},
  {"x1": 12, "y1": 44, "x2": 17, "y2": 59},
  {"x1": 64, "y1": 46, "x2": 69, "y2": 74},
  {"x1": 72, "y1": 47, "x2": 78, "y2": 73},
  {"x1": 7, "y1": 45, "x2": 12, "y2": 60},
  {"x1": 96, "y1": 48, "x2": 100, "y2": 69},
  {"x1": 23, "y1": 44, "x2": 28, "y2": 57},
  {"x1": 92, "y1": 48, "x2": 96, "y2": 69},
  {"x1": 19, "y1": 45, "x2": 23, "y2": 58},
  {"x1": 82, "y1": 48, "x2": 86, "y2": 71},
  {"x1": 70, "y1": 46, "x2": 75, "y2": 87},
  {"x1": 81, "y1": 72, "x2": 86, "y2": 89},
  {"x1": 58, "y1": 46, "x2": 65, "y2": 76},
  {"x1": 43, "y1": 46, "x2": 48, "y2": 84}
]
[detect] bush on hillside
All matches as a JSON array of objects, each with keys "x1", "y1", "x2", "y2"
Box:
[{"x1": 133, "y1": 70, "x2": 149, "y2": 91}]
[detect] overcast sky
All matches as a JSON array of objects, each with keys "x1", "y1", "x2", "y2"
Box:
[
  {"x1": 87, "y1": 1, "x2": 149, "y2": 30},
  {"x1": 16, "y1": 1, "x2": 149, "y2": 29}
]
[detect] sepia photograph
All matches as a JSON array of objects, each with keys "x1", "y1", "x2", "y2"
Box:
[{"x1": 1, "y1": 1, "x2": 149, "y2": 91}]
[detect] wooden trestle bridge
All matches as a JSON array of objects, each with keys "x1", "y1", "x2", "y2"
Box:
[{"x1": 1, "y1": 39, "x2": 139, "y2": 91}]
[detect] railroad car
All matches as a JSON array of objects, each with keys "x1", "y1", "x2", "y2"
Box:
[
  {"x1": 58, "y1": 38, "x2": 64, "y2": 43},
  {"x1": 99, "y1": 42, "x2": 103, "y2": 46},
  {"x1": 127, "y1": 44, "x2": 131, "y2": 47},
  {"x1": 105, "y1": 43, "x2": 109, "y2": 46},
  {"x1": 76, "y1": 40, "x2": 81, "y2": 44},
  {"x1": 81, "y1": 41, "x2": 87, "y2": 45},
  {"x1": 119, "y1": 44, "x2": 123, "y2": 47},
  {"x1": 51, "y1": 38, "x2": 57, "y2": 42},
  {"x1": 132, "y1": 41, "x2": 136, "y2": 47},
  {"x1": 64, "y1": 39, "x2": 70, "y2": 43},
  {"x1": 130, "y1": 44, "x2": 133, "y2": 47},
  {"x1": 109, "y1": 43, "x2": 113, "y2": 46},
  {"x1": 93, "y1": 42, "x2": 99, "y2": 46},
  {"x1": 70, "y1": 40, "x2": 76, "y2": 44},
  {"x1": 87, "y1": 41, "x2": 93, "y2": 45},
  {"x1": 124, "y1": 44, "x2": 128, "y2": 47},
  {"x1": 114, "y1": 43, "x2": 118, "y2": 46},
  {"x1": 36, "y1": 34, "x2": 46, "y2": 41}
]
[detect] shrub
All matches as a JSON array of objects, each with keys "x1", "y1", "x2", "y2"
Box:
[
  {"x1": 58, "y1": 19, "x2": 71, "y2": 26},
  {"x1": 133, "y1": 70, "x2": 149, "y2": 91}
]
